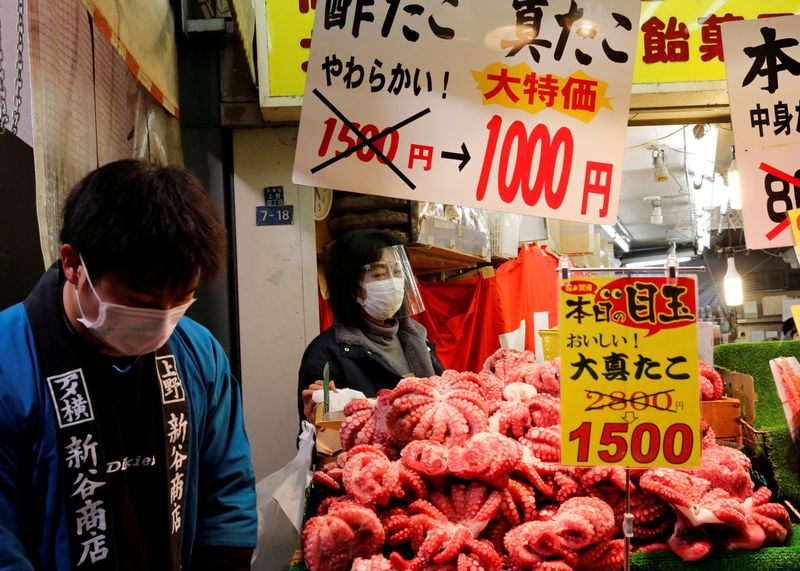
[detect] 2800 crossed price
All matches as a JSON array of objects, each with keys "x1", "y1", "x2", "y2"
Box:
[{"x1": 568, "y1": 421, "x2": 694, "y2": 465}]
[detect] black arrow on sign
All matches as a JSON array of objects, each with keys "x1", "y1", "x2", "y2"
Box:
[
  {"x1": 441, "y1": 143, "x2": 471, "y2": 172},
  {"x1": 622, "y1": 411, "x2": 638, "y2": 424}
]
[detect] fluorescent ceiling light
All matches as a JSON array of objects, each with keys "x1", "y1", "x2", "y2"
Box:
[
  {"x1": 601, "y1": 222, "x2": 631, "y2": 253},
  {"x1": 601, "y1": 224, "x2": 617, "y2": 240}
]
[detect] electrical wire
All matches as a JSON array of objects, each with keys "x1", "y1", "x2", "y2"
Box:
[
  {"x1": 666, "y1": 144, "x2": 730, "y2": 172},
  {"x1": 625, "y1": 125, "x2": 687, "y2": 150}
]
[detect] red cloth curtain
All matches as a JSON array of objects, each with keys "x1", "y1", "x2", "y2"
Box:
[{"x1": 414, "y1": 276, "x2": 504, "y2": 373}]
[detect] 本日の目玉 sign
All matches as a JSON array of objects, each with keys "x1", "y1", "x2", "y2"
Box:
[
  {"x1": 292, "y1": 0, "x2": 639, "y2": 224},
  {"x1": 559, "y1": 276, "x2": 701, "y2": 468},
  {"x1": 723, "y1": 15, "x2": 800, "y2": 250}
]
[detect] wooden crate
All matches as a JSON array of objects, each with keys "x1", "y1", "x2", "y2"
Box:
[{"x1": 701, "y1": 396, "x2": 743, "y2": 445}]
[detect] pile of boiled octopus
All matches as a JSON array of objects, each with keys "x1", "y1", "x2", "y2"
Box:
[{"x1": 301, "y1": 349, "x2": 791, "y2": 571}]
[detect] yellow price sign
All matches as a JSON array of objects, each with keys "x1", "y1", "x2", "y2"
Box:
[
  {"x1": 559, "y1": 276, "x2": 700, "y2": 468},
  {"x1": 788, "y1": 209, "x2": 800, "y2": 266}
]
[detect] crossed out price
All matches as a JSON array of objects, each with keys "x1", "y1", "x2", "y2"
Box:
[
  {"x1": 317, "y1": 117, "x2": 400, "y2": 165},
  {"x1": 568, "y1": 420, "x2": 694, "y2": 465},
  {"x1": 762, "y1": 162, "x2": 800, "y2": 241}
]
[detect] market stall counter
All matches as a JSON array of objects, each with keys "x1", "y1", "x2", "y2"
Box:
[
  {"x1": 291, "y1": 349, "x2": 795, "y2": 571},
  {"x1": 714, "y1": 340, "x2": 800, "y2": 504}
]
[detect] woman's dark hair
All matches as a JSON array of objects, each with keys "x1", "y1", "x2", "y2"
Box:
[
  {"x1": 326, "y1": 229, "x2": 400, "y2": 329},
  {"x1": 60, "y1": 159, "x2": 228, "y2": 294},
  {"x1": 784, "y1": 318, "x2": 797, "y2": 338}
]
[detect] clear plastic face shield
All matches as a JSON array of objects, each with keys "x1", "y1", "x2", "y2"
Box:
[{"x1": 357, "y1": 245, "x2": 425, "y2": 321}]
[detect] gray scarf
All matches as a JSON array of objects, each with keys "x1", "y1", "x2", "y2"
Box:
[{"x1": 334, "y1": 318, "x2": 436, "y2": 378}]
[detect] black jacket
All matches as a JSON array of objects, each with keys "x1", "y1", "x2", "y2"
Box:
[{"x1": 297, "y1": 319, "x2": 444, "y2": 422}]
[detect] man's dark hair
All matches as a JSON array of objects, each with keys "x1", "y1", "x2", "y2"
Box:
[
  {"x1": 326, "y1": 229, "x2": 400, "y2": 329},
  {"x1": 60, "y1": 159, "x2": 228, "y2": 294}
]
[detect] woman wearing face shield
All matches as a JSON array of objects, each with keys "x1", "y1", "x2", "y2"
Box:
[{"x1": 298, "y1": 229, "x2": 444, "y2": 423}]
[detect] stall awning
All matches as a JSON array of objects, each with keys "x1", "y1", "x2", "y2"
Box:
[
  {"x1": 79, "y1": 0, "x2": 180, "y2": 117},
  {"x1": 231, "y1": 0, "x2": 256, "y2": 84}
]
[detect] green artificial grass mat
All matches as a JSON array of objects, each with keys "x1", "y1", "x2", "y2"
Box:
[
  {"x1": 631, "y1": 525, "x2": 800, "y2": 570},
  {"x1": 714, "y1": 341, "x2": 800, "y2": 503},
  {"x1": 287, "y1": 528, "x2": 800, "y2": 571}
]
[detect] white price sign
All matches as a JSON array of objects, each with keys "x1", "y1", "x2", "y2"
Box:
[
  {"x1": 293, "y1": 0, "x2": 639, "y2": 224},
  {"x1": 723, "y1": 15, "x2": 800, "y2": 249}
]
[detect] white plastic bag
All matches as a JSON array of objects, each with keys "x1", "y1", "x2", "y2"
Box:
[{"x1": 251, "y1": 421, "x2": 315, "y2": 571}]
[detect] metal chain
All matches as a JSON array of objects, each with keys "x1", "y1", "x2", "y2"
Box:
[
  {"x1": 12, "y1": 0, "x2": 24, "y2": 134},
  {"x1": 0, "y1": 17, "x2": 7, "y2": 134},
  {"x1": 0, "y1": 0, "x2": 25, "y2": 136}
]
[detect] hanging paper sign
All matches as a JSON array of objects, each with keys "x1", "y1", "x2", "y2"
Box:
[
  {"x1": 722, "y1": 15, "x2": 800, "y2": 250},
  {"x1": 293, "y1": 0, "x2": 639, "y2": 224},
  {"x1": 559, "y1": 276, "x2": 701, "y2": 468}
]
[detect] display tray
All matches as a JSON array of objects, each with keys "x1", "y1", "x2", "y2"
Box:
[
  {"x1": 630, "y1": 525, "x2": 800, "y2": 570},
  {"x1": 287, "y1": 526, "x2": 800, "y2": 571}
]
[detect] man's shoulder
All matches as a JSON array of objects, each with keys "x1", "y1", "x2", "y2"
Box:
[
  {"x1": 0, "y1": 303, "x2": 40, "y2": 403},
  {"x1": 0, "y1": 302, "x2": 36, "y2": 356},
  {"x1": 171, "y1": 317, "x2": 220, "y2": 355},
  {"x1": 0, "y1": 301, "x2": 29, "y2": 328},
  {"x1": 169, "y1": 317, "x2": 230, "y2": 385}
]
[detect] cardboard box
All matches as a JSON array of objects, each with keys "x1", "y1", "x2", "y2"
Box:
[
  {"x1": 411, "y1": 216, "x2": 490, "y2": 259},
  {"x1": 720, "y1": 370, "x2": 757, "y2": 424},
  {"x1": 549, "y1": 220, "x2": 597, "y2": 255},
  {"x1": 762, "y1": 295, "x2": 785, "y2": 316},
  {"x1": 701, "y1": 396, "x2": 743, "y2": 444},
  {"x1": 314, "y1": 405, "x2": 345, "y2": 467}
]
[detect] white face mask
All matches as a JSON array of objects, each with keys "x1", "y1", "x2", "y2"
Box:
[
  {"x1": 75, "y1": 256, "x2": 195, "y2": 355},
  {"x1": 357, "y1": 278, "x2": 405, "y2": 321}
]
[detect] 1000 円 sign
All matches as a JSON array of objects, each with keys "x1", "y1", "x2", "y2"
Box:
[{"x1": 293, "y1": 0, "x2": 640, "y2": 224}]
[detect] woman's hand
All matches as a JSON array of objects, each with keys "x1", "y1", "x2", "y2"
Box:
[{"x1": 302, "y1": 380, "x2": 336, "y2": 422}]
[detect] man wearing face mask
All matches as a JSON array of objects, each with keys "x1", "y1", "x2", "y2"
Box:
[
  {"x1": 0, "y1": 160, "x2": 256, "y2": 570},
  {"x1": 298, "y1": 229, "x2": 444, "y2": 423}
]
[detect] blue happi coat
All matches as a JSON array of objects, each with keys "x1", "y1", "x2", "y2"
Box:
[{"x1": 0, "y1": 301, "x2": 257, "y2": 569}]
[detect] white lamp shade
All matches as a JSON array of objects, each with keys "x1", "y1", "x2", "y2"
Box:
[{"x1": 724, "y1": 256, "x2": 743, "y2": 306}]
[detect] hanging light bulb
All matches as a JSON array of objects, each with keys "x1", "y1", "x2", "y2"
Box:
[
  {"x1": 723, "y1": 254, "x2": 743, "y2": 306},
  {"x1": 727, "y1": 146, "x2": 742, "y2": 210}
]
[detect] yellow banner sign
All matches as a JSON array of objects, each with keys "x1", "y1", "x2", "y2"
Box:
[
  {"x1": 263, "y1": 1, "x2": 800, "y2": 99},
  {"x1": 265, "y1": 1, "x2": 316, "y2": 97},
  {"x1": 633, "y1": 0, "x2": 800, "y2": 84},
  {"x1": 559, "y1": 276, "x2": 700, "y2": 468}
]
